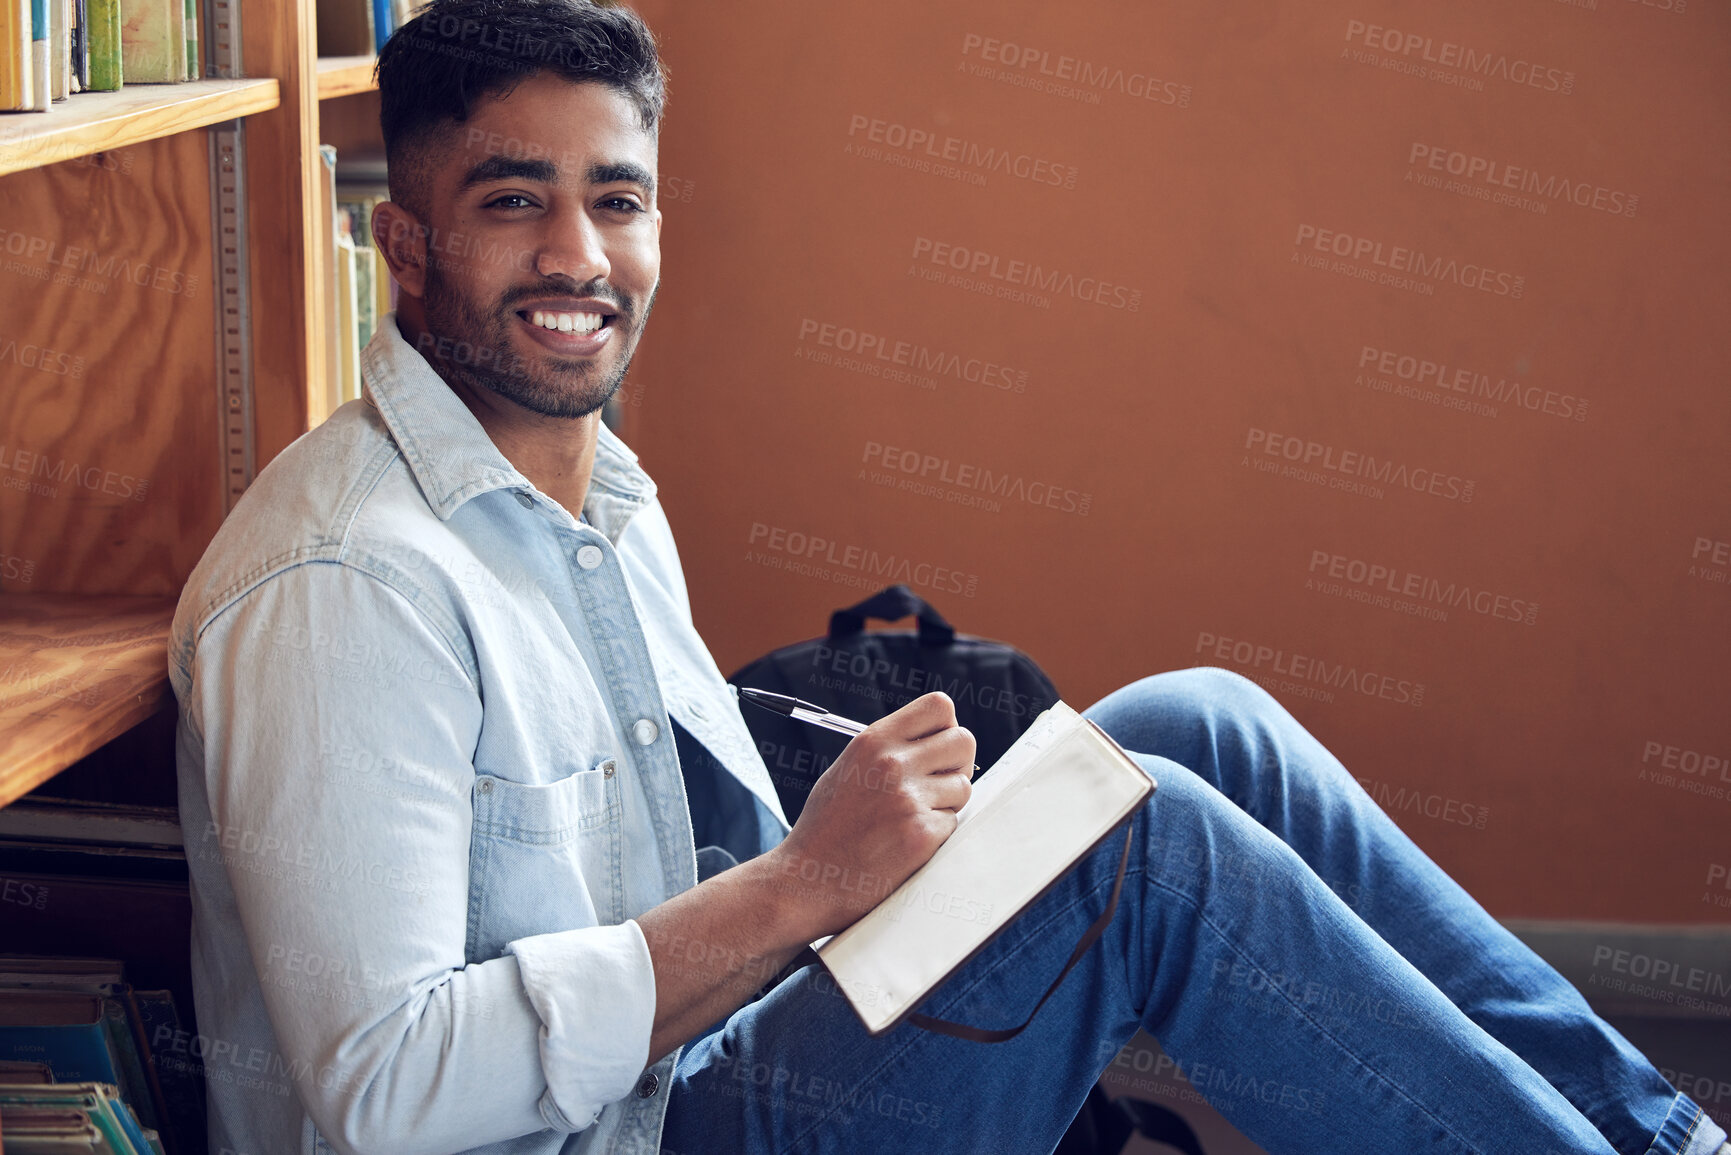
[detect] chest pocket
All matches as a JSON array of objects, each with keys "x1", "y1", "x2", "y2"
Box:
[{"x1": 466, "y1": 765, "x2": 624, "y2": 961}]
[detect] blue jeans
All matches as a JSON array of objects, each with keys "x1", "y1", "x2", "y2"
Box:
[{"x1": 660, "y1": 669, "x2": 1727, "y2": 1155}]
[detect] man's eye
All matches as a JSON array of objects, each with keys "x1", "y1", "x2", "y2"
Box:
[
  {"x1": 601, "y1": 197, "x2": 644, "y2": 213},
  {"x1": 486, "y1": 194, "x2": 535, "y2": 210}
]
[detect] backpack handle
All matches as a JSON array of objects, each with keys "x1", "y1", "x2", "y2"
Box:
[{"x1": 828, "y1": 584, "x2": 956, "y2": 647}]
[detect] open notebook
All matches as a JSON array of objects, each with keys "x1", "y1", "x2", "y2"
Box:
[{"x1": 815, "y1": 701, "x2": 1154, "y2": 1037}]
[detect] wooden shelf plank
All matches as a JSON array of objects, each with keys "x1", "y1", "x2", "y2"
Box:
[
  {"x1": 0, "y1": 78, "x2": 280, "y2": 178},
  {"x1": 0, "y1": 595, "x2": 177, "y2": 808},
  {"x1": 318, "y1": 55, "x2": 379, "y2": 101}
]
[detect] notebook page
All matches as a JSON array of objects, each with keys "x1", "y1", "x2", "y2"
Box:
[
  {"x1": 952, "y1": 701, "x2": 1079, "y2": 828},
  {"x1": 818, "y1": 715, "x2": 1152, "y2": 1035}
]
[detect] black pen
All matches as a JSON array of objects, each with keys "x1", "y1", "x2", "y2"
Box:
[
  {"x1": 736, "y1": 687, "x2": 868, "y2": 737},
  {"x1": 735, "y1": 687, "x2": 980, "y2": 776}
]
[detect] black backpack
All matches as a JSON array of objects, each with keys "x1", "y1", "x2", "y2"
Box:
[
  {"x1": 727, "y1": 584, "x2": 1060, "y2": 822},
  {"x1": 726, "y1": 585, "x2": 1205, "y2": 1155}
]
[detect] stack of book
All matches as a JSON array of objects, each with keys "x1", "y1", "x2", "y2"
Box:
[
  {"x1": 321, "y1": 147, "x2": 394, "y2": 409},
  {"x1": 1, "y1": 0, "x2": 435, "y2": 113},
  {"x1": 0, "y1": 958, "x2": 205, "y2": 1153},
  {"x1": 0, "y1": 795, "x2": 204, "y2": 1152},
  {"x1": 2, "y1": 0, "x2": 202, "y2": 112}
]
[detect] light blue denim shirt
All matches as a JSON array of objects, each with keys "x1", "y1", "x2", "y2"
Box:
[{"x1": 169, "y1": 315, "x2": 790, "y2": 1155}]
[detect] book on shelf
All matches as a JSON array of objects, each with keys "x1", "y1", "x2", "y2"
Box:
[
  {"x1": 337, "y1": 153, "x2": 396, "y2": 337},
  {"x1": 322, "y1": 149, "x2": 396, "y2": 409},
  {"x1": 0, "y1": 960, "x2": 204, "y2": 1154},
  {"x1": 0, "y1": 989, "x2": 161, "y2": 1148},
  {"x1": 318, "y1": 144, "x2": 342, "y2": 414},
  {"x1": 69, "y1": 0, "x2": 87, "y2": 92},
  {"x1": 0, "y1": 798, "x2": 181, "y2": 851},
  {"x1": 1, "y1": 0, "x2": 29, "y2": 111},
  {"x1": 2, "y1": 0, "x2": 136, "y2": 105},
  {"x1": 117, "y1": 0, "x2": 180, "y2": 84},
  {"x1": 369, "y1": 0, "x2": 392, "y2": 51},
  {"x1": 85, "y1": 0, "x2": 117, "y2": 90},
  {"x1": 0, "y1": 1080, "x2": 160, "y2": 1153},
  {"x1": 30, "y1": 0, "x2": 48, "y2": 109},
  {"x1": 0, "y1": 1058, "x2": 57, "y2": 1082},
  {"x1": 50, "y1": 0, "x2": 66, "y2": 99},
  {"x1": 334, "y1": 221, "x2": 362, "y2": 406}
]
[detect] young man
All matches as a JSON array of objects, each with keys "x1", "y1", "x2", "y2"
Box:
[{"x1": 168, "y1": 2, "x2": 1728, "y2": 1153}]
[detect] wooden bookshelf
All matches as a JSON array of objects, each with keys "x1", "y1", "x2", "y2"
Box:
[
  {"x1": 0, "y1": 79, "x2": 280, "y2": 178},
  {"x1": 0, "y1": 595, "x2": 177, "y2": 808},
  {"x1": 317, "y1": 55, "x2": 379, "y2": 100},
  {"x1": 0, "y1": 0, "x2": 323, "y2": 804}
]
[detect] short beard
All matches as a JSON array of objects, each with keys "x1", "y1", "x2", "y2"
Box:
[{"x1": 419, "y1": 256, "x2": 654, "y2": 419}]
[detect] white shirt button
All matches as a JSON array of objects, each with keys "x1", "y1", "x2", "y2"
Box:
[
  {"x1": 576, "y1": 545, "x2": 604, "y2": 570},
  {"x1": 632, "y1": 718, "x2": 659, "y2": 746},
  {"x1": 514, "y1": 490, "x2": 534, "y2": 509}
]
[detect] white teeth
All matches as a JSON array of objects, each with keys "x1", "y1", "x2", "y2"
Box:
[{"x1": 529, "y1": 310, "x2": 604, "y2": 333}]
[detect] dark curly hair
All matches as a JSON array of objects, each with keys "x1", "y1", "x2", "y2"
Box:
[{"x1": 376, "y1": 0, "x2": 667, "y2": 214}]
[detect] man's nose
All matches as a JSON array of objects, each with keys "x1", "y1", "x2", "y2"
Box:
[{"x1": 534, "y1": 207, "x2": 611, "y2": 284}]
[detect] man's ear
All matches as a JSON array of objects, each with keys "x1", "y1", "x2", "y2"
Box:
[{"x1": 372, "y1": 200, "x2": 430, "y2": 299}]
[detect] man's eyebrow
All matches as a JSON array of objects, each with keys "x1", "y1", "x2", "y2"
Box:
[
  {"x1": 588, "y1": 161, "x2": 656, "y2": 200},
  {"x1": 458, "y1": 154, "x2": 559, "y2": 191}
]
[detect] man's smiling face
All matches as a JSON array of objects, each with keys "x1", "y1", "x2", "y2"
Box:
[{"x1": 413, "y1": 73, "x2": 663, "y2": 419}]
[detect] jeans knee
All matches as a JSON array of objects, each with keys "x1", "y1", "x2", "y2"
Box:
[
  {"x1": 1088, "y1": 667, "x2": 1285, "y2": 735},
  {"x1": 1181, "y1": 666, "x2": 1286, "y2": 715}
]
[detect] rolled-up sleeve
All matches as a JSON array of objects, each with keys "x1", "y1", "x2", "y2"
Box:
[
  {"x1": 186, "y1": 561, "x2": 655, "y2": 1153},
  {"x1": 508, "y1": 921, "x2": 656, "y2": 1130}
]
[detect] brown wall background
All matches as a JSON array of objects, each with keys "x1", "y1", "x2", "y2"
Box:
[{"x1": 620, "y1": 0, "x2": 1731, "y2": 924}]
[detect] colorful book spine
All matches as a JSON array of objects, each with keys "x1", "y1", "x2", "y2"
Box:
[
  {"x1": 51, "y1": 0, "x2": 68, "y2": 98},
  {"x1": 1, "y1": 0, "x2": 33, "y2": 109},
  {"x1": 0, "y1": 1019, "x2": 116, "y2": 1084},
  {"x1": 30, "y1": 0, "x2": 49, "y2": 109},
  {"x1": 70, "y1": 0, "x2": 87, "y2": 90},
  {"x1": 84, "y1": 0, "x2": 118, "y2": 90},
  {"x1": 180, "y1": 0, "x2": 192, "y2": 77},
  {"x1": 118, "y1": 0, "x2": 177, "y2": 83},
  {"x1": 371, "y1": 0, "x2": 392, "y2": 50}
]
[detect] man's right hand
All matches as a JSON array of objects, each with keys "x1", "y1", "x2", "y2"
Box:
[
  {"x1": 637, "y1": 691, "x2": 974, "y2": 1062},
  {"x1": 767, "y1": 691, "x2": 976, "y2": 941}
]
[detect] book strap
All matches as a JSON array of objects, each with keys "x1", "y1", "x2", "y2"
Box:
[{"x1": 906, "y1": 812, "x2": 1136, "y2": 1044}]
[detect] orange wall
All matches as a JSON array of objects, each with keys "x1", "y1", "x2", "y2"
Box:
[{"x1": 621, "y1": 0, "x2": 1730, "y2": 923}]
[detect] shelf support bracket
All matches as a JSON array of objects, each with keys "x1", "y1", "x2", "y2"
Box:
[{"x1": 206, "y1": 0, "x2": 254, "y2": 511}]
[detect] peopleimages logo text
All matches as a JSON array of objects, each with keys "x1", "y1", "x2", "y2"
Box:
[
  {"x1": 847, "y1": 114, "x2": 1078, "y2": 189},
  {"x1": 911, "y1": 237, "x2": 1142, "y2": 311},
  {"x1": 1195, "y1": 631, "x2": 1425, "y2": 708},
  {"x1": 1344, "y1": 20, "x2": 1575, "y2": 94},
  {"x1": 1408, "y1": 144, "x2": 1636, "y2": 219},
  {"x1": 1245, "y1": 428, "x2": 1475, "y2": 503},
  {"x1": 959, "y1": 33, "x2": 1191, "y2": 107},
  {"x1": 1308, "y1": 550, "x2": 1539, "y2": 626},
  {"x1": 862, "y1": 440, "x2": 1091, "y2": 516},
  {"x1": 798, "y1": 318, "x2": 1028, "y2": 393},
  {"x1": 1295, "y1": 225, "x2": 1525, "y2": 299},
  {"x1": 747, "y1": 523, "x2": 979, "y2": 599},
  {"x1": 1358, "y1": 345, "x2": 1587, "y2": 421}
]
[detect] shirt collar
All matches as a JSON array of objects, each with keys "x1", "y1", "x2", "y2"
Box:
[{"x1": 360, "y1": 313, "x2": 656, "y2": 541}]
